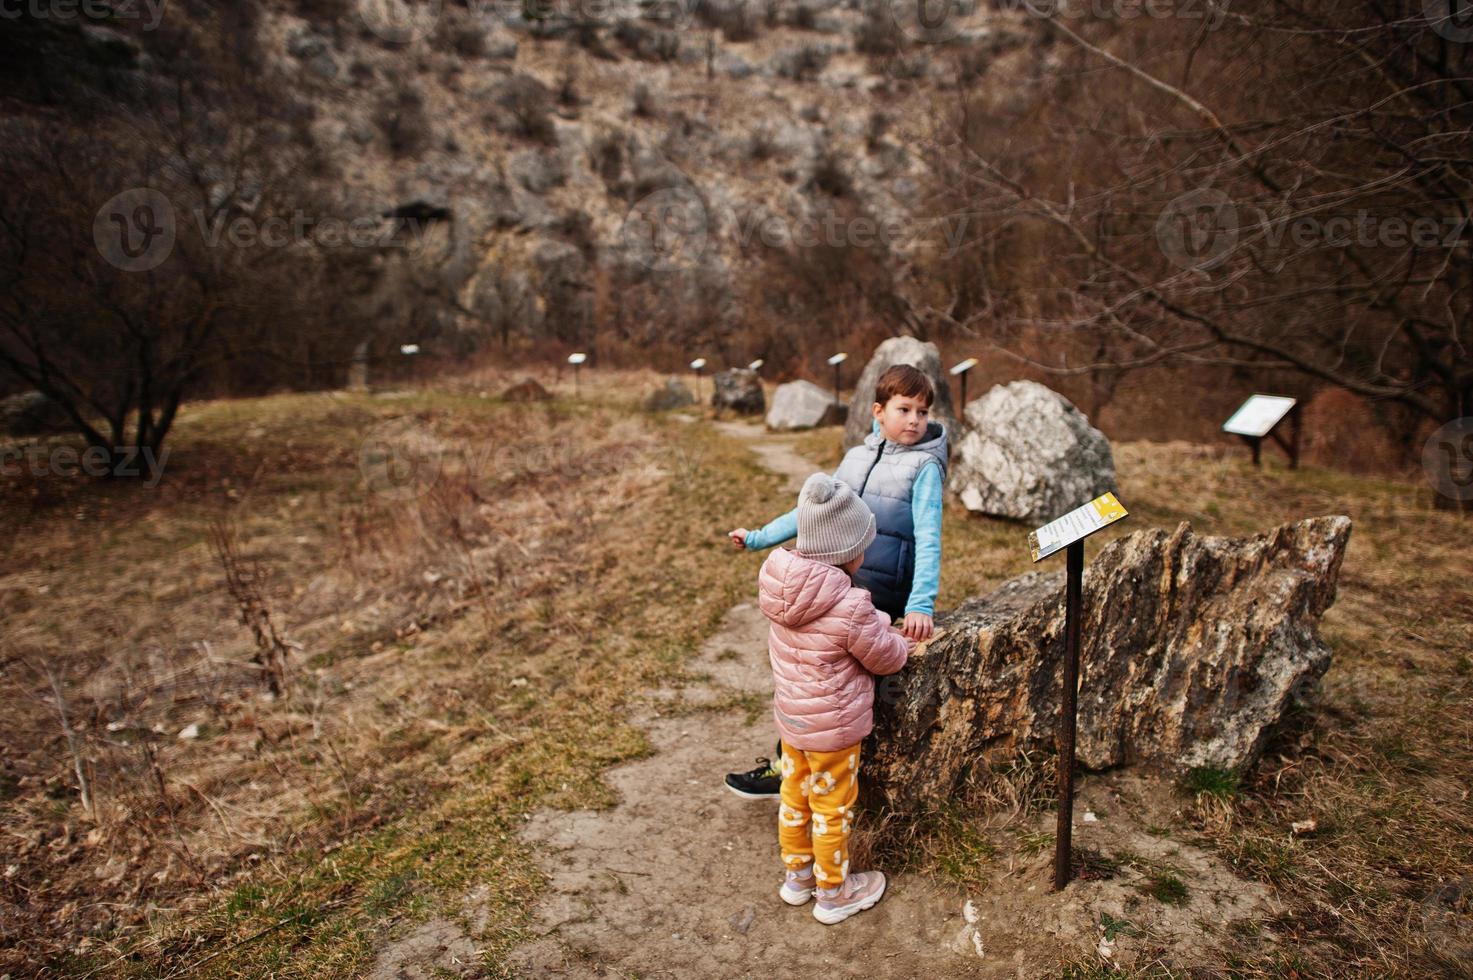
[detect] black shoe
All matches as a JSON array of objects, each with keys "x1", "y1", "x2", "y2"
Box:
[{"x1": 724, "y1": 757, "x2": 781, "y2": 799}]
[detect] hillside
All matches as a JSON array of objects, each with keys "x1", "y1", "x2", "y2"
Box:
[{"x1": 1, "y1": 368, "x2": 1468, "y2": 975}]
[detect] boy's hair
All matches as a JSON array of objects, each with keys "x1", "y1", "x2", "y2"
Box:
[{"x1": 873, "y1": 364, "x2": 934, "y2": 408}]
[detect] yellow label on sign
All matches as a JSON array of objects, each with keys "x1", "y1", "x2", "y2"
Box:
[
  {"x1": 1029, "y1": 491, "x2": 1129, "y2": 562},
  {"x1": 1091, "y1": 492, "x2": 1127, "y2": 523}
]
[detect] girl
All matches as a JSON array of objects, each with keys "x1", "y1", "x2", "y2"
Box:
[{"x1": 756, "y1": 472, "x2": 914, "y2": 923}]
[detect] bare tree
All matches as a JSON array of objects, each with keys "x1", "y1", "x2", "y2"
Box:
[
  {"x1": 908, "y1": 2, "x2": 1471, "y2": 505},
  {"x1": 0, "y1": 9, "x2": 378, "y2": 472}
]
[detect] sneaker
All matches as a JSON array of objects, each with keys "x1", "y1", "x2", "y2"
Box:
[
  {"x1": 813, "y1": 870, "x2": 887, "y2": 925},
  {"x1": 724, "y1": 757, "x2": 781, "y2": 799},
  {"x1": 783, "y1": 866, "x2": 818, "y2": 901},
  {"x1": 779, "y1": 863, "x2": 816, "y2": 905}
]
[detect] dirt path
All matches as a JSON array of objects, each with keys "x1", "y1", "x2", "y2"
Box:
[
  {"x1": 498, "y1": 419, "x2": 990, "y2": 978},
  {"x1": 373, "y1": 419, "x2": 1280, "y2": 978}
]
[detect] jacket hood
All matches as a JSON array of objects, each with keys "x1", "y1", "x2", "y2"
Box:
[
  {"x1": 758, "y1": 548, "x2": 854, "y2": 628},
  {"x1": 864, "y1": 419, "x2": 949, "y2": 480}
]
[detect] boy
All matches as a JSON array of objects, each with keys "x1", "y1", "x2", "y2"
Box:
[{"x1": 725, "y1": 363, "x2": 948, "y2": 798}]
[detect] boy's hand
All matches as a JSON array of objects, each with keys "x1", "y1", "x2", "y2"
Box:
[
  {"x1": 900, "y1": 612, "x2": 934, "y2": 642},
  {"x1": 728, "y1": 528, "x2": 749, "y2": 550}
]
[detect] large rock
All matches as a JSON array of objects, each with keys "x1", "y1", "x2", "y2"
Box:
[
  {"x1": 864, "y1": 516, "x2": 1352, "y2": 815},
  {"x1": 711, "y1": 368, "x2": 765, "y2": 416},
  {"x1": 510, "y1": 148, "x2": 565, "y2": 193},
  {"x1": 951, "y1": 381, "x2": 1114, "y2": 525},
  {"x1": 766, "y1": 380, "x2": 847, "y2": 430},
  {"x1": 842, "y1": 337, "x2": 959, "y2": 450},
  {"x1": 500, "y1": 378, "x2": 551, "y2": 402},
  {"x1": 1, "y1": 391, "x2": 72, "y2": 436},
  {"x1": 642, "y1": 377, "x2": 696, "y2": 411}
]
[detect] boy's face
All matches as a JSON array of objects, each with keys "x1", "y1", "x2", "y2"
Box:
[{"x1": 872, "y1": 393, "x2": 931, "y2": 445}]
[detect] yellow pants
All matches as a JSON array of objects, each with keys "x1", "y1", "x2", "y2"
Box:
[{"x1": 778, "y1": 739, "x2": 861, "y2": 887}]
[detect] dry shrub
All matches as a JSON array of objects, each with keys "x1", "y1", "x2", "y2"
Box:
[
  {"x1": 0, "y1": 383, "x2": 673, "y2": 968},
  {"x1": 1301, "y1": 387, "x2": 1407, "y2": 475}
]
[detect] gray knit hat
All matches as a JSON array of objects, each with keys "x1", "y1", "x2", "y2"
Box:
[{"x1": 796, "y1": 472, "x2": 876, "y2": 566}]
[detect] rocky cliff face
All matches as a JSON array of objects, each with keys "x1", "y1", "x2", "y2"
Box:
[
  {"x1": 213, "y1": 1, "x2": 1038, "y2": 357},
  {"x1": 863, "y1": 516, "x2": 1352, "y2": 814}
]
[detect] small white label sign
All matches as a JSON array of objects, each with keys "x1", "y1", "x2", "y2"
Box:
[
  {"x1": 1029, "y1": 492, "x2": 1129, "y2": 563},
  {"x1": 1222, "y1": 394, "x2": 1296, "y2": 438}
]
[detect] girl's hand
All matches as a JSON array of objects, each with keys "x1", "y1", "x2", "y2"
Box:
[
  {"x1": 729, "y1": 528, "x2": 749, "y2": 550},
  {"x1": 901, "y1": 612, "x2": 934, "y2": 642}
]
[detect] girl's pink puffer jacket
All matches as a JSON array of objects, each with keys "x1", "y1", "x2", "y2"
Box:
[{"x1": 759, "y1": 547, "x2": 915, "y2": 752}]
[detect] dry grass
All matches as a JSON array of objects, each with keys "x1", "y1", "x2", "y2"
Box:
[
  {"x1": 792, "y1": 423, "x2": 1471, "y2": 975},
  {"x1": 0, "y1": 367, "x2": 773, "y2": 977},
  {"x1": 3, "y1": 379, "x2": 1468, "y2": 976}
]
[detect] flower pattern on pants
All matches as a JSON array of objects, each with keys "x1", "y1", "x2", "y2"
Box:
[{"x1": 777, "y1": 739, "x2": 862, "y2": 890}]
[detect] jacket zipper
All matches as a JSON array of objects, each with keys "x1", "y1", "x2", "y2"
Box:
[{"x1": 856, "y1": 438, "x2": 886, "y2": 498}]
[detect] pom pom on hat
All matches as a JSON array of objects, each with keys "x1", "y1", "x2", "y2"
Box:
[{"x1": 797, "y1": 473, "x2": 876, "y2": 566}]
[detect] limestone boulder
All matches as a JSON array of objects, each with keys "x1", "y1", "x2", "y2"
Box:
[
  {"x1": 711, "y1": 368, "x2": 764, "y2": 416},
  {"x1": 643, "y1": 377, "x2": 696, "y2": 411},
  {"x1": 1, "y1": 391, "x2": 72, "y2": 436},
  {"x1": 864, "y1": 516, "x2": 1352, "y2": 814},
  {"x1": 766, "y1": 380, "x2": 847, "y2": 430},
  {"x1": 500, "y1": 378, "x2": 551, "y2": 402},
  {"x1": 951, "y1": 381, "x2": 1114, "y2": 525},
  {"x1": 842, "y1": 337, "x2": 959, "y2": 449}
]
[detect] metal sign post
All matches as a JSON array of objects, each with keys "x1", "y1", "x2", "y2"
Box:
[
  {"x1": 950, "y1": 357, "x2": 978, "y2": 409},
  {"x1": 1028, "y1": 491, "x2": 1129, "y2": 891},
  {"x1": 827, "y1": 352, "x2": 848, "y2": 403},
  {"x1": 690, "y1": 357, "x2": 707, "y2": 402},
  {"x1": 1222, "y1": 394, "x2": 1300, "y2": 468},
  {"x1": 567, "y1": 352, "x2": 587, "y2": 397}
]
